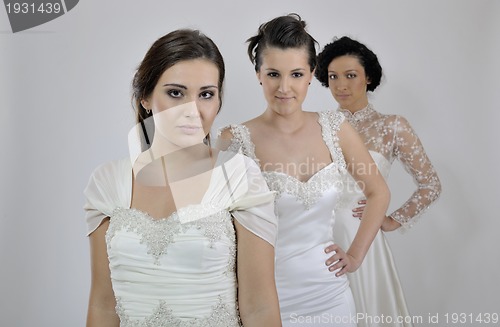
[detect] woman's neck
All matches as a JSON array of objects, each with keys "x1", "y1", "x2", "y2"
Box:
[
  {"x1": 343, "y1": 98, "x2": 369, "y2": 114},
  {"x1": 134, "y1": 137, "x2": 211, "y2": 179},
  {"x1": 261, "y1": 108, "x2": 308, "y2": 134}
]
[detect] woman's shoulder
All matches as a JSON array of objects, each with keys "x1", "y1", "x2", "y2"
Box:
[
  {"x1": 217, "y1": 118, "x2": 256, "y2": 142},
  {"x1": 216, "y1": 120, "x2": 257, "y2": 157},
  {"x1": 218, "y1": 115, "x2": 263, "y2": 134},
  {"x1": 85, "y1": 158, "x2": 132, "y2": 201},
  {"x1": 88, "y1": 157, "x2": 131, "y2": 181},
  {"x1": 378, "y1": 113, "x2": 415, "y2": 131},
  {"x1": 316, "y1": 110, "x2": 346, "y2": 132},
  {"x1": 218, "y1": 123, "x2": 245, "y2": 140},
  {"x1": 217, "y1": 149, "x2": 260, "y2": 171},
  {"x1": 84, "y1": 157, "x2": 132, "y2": 235},
  {"x1": 317, "y1": 109, "x2": 345, "y2": 120}
]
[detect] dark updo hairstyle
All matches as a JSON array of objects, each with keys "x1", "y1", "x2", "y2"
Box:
[
  {"x1": 132, "y1": 29, "x2": 225, "y2": 148},
  {"x1": 246, "y1": 13, "x2": 318, "y2": 72},
  {"x1": 315, "y1": 36, "x2": 382, "y2": 92}
]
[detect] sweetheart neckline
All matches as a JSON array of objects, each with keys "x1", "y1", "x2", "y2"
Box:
[
  {"x1": 262, "y1": 161, "x2": 337, "y2": 184},
  {"x1": 114, "y1": 204, "x2": 226, "y2": 223}
]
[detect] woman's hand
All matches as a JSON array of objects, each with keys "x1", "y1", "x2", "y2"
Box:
[
  {"x1": 352, "y1": 199, "x2": 367, "y2": 218},
  {"x1": 324, "y1": 244, "x2": 361, "y2": 277},
  {"x1": 381, "y1": 216, "x2": 401, "y2": 231},
  {"x1": 353, "y1": 199, "x2": 400, "y2": 231}
]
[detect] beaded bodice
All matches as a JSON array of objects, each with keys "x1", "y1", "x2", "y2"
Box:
[
  {"x1": 339, "y1": 104, "x2": 441, "y2": 229},
  {"x1": 107, "y1": 206, "x2": 241, "y2": 326},
  {"x1": 107, "y1": 206, "x2": 236, "y2": 268},
  {"x1": 220, "y1": 111, "x2": 346, "y2": 209}
]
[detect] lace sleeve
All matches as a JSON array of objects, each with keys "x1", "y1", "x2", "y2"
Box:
[{"x1": 389, "y1": 116, "x2": 442, "y2": 230}]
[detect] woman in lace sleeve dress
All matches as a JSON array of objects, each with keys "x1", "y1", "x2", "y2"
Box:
[
  {"x1": 217, "y1": 14, "x2": 390, "y2": 326},
  {"x1": 84, "y1": 29, "x2": 281, "y2": 327},
  {"x1": 315, "y1": 36, "x2": 442, "y2": 327}
]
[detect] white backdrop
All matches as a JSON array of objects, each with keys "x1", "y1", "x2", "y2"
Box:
[{"x1": 1, "y1": 1, "x2": 499, "y2": 326}]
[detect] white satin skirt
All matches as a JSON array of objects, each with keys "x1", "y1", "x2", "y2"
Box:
[{"x1": 334, "y1": 206, "x2": 413, "y2": 327}]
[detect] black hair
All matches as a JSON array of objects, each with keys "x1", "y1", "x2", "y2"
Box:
[{"x1": 315, "y1": 36, "x2": 382, "y2": 92}]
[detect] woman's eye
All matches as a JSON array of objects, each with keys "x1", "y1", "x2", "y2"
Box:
[
  {"x1": 329, "y1": 74, "x2": 337, "y2": 80},
  {"x1": 200, "y1": 91, "x2": 214, "y2": 99},
  {"x1": 292, "y1": 72, "x2": 303, "y2": 78},
  {"x1": 167, "y1": 89, "x2": 183, "y2": 98},
  {"x1": 267, "y1": 72, "x2": 279, "y2": 78},
  {"x1": 347, "y1": 73, "x2": 357, "y2": 79}
]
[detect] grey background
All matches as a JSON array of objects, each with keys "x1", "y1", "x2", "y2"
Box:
[{"x1": 1, "y1": 0, "x2": 499, "y2": 326}]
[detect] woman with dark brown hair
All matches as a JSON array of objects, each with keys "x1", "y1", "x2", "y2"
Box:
[
  {"x1": 218, "y1": 14, "x2": 390, "y2": 326},
  {"x1": 84, "y1": 29, "x2": 281, "y2": 326}
]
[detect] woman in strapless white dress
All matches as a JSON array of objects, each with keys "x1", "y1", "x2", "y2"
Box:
[
  {"x1": 315, "y1": 36, "x2": 442, "y2": 327},
  {"x1": 218, "y1": 14, "x2": 390, "y2": 326},
  {"x1": 84, "y1": 29, "x2": 281, "y2": 327}
]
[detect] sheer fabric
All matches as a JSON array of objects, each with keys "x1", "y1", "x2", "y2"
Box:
[
  {"x1": 83, "y1": 151, "x2": 277, "y2": 326},
  {"x1": 333, "y1": 103, "x2": 441, "y2": 326},
  {"x1": 220, "y1": 111, "x2": 357, "y2": 326},
  {"x1": 339, "y1": 103, "x2": 441, "y2": 229}
]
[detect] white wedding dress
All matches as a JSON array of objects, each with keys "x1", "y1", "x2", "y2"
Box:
[
  {"x1": 221, "y1": 111, "x2": 357, "y2": 326},
  {"x1": 334, "y1": 104, "x2": 442, "y2": 327},
  {"x1": 83, "y1": 151, "x2": 277, "y2": 326}
]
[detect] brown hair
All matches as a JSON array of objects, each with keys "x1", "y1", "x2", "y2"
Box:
[
  {"x1": 131, "y1": 29, "x2": 225, "y2": 148},
  {"x1": 246, "y1": 13, "x2": 318, "y2": 72}
]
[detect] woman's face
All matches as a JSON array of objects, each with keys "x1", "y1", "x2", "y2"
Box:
[
  {"x1": 257, "y1": 47, "x2": 313, "y2": 116},
  {"x1": 141, "y1": 59, "x2": 220, "y2": 149},
  {"x1": 327, "y1": 55, "x2": 370, "y2": 111}
]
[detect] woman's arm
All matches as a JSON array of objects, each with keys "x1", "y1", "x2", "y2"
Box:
[
  {"x1": 389, "y1": 116, "x2": 442, "y2": 230},
  {"x1": 345, "y1": 115, "x2": 442, "y2": 232},
  {"x1": 86, "y1": 219, "x2": 120, "y2": 327},
  {"x1": 333, "y1": 121, "x2": 390, "y2": 275},
  {"x1": 234, "y1": 220, "x2": 282, "y2": 326}
]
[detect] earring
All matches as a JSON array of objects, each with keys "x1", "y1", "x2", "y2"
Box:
[
  {"x1": 309, "y1": 82, "x2": 311, "y2": 85},
  {"x1": 260, "y1": 82, "x2": 262, "y2": 85},
  {"x1": 146, "y1": 108, "x2": 151, "y2": 114}
]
